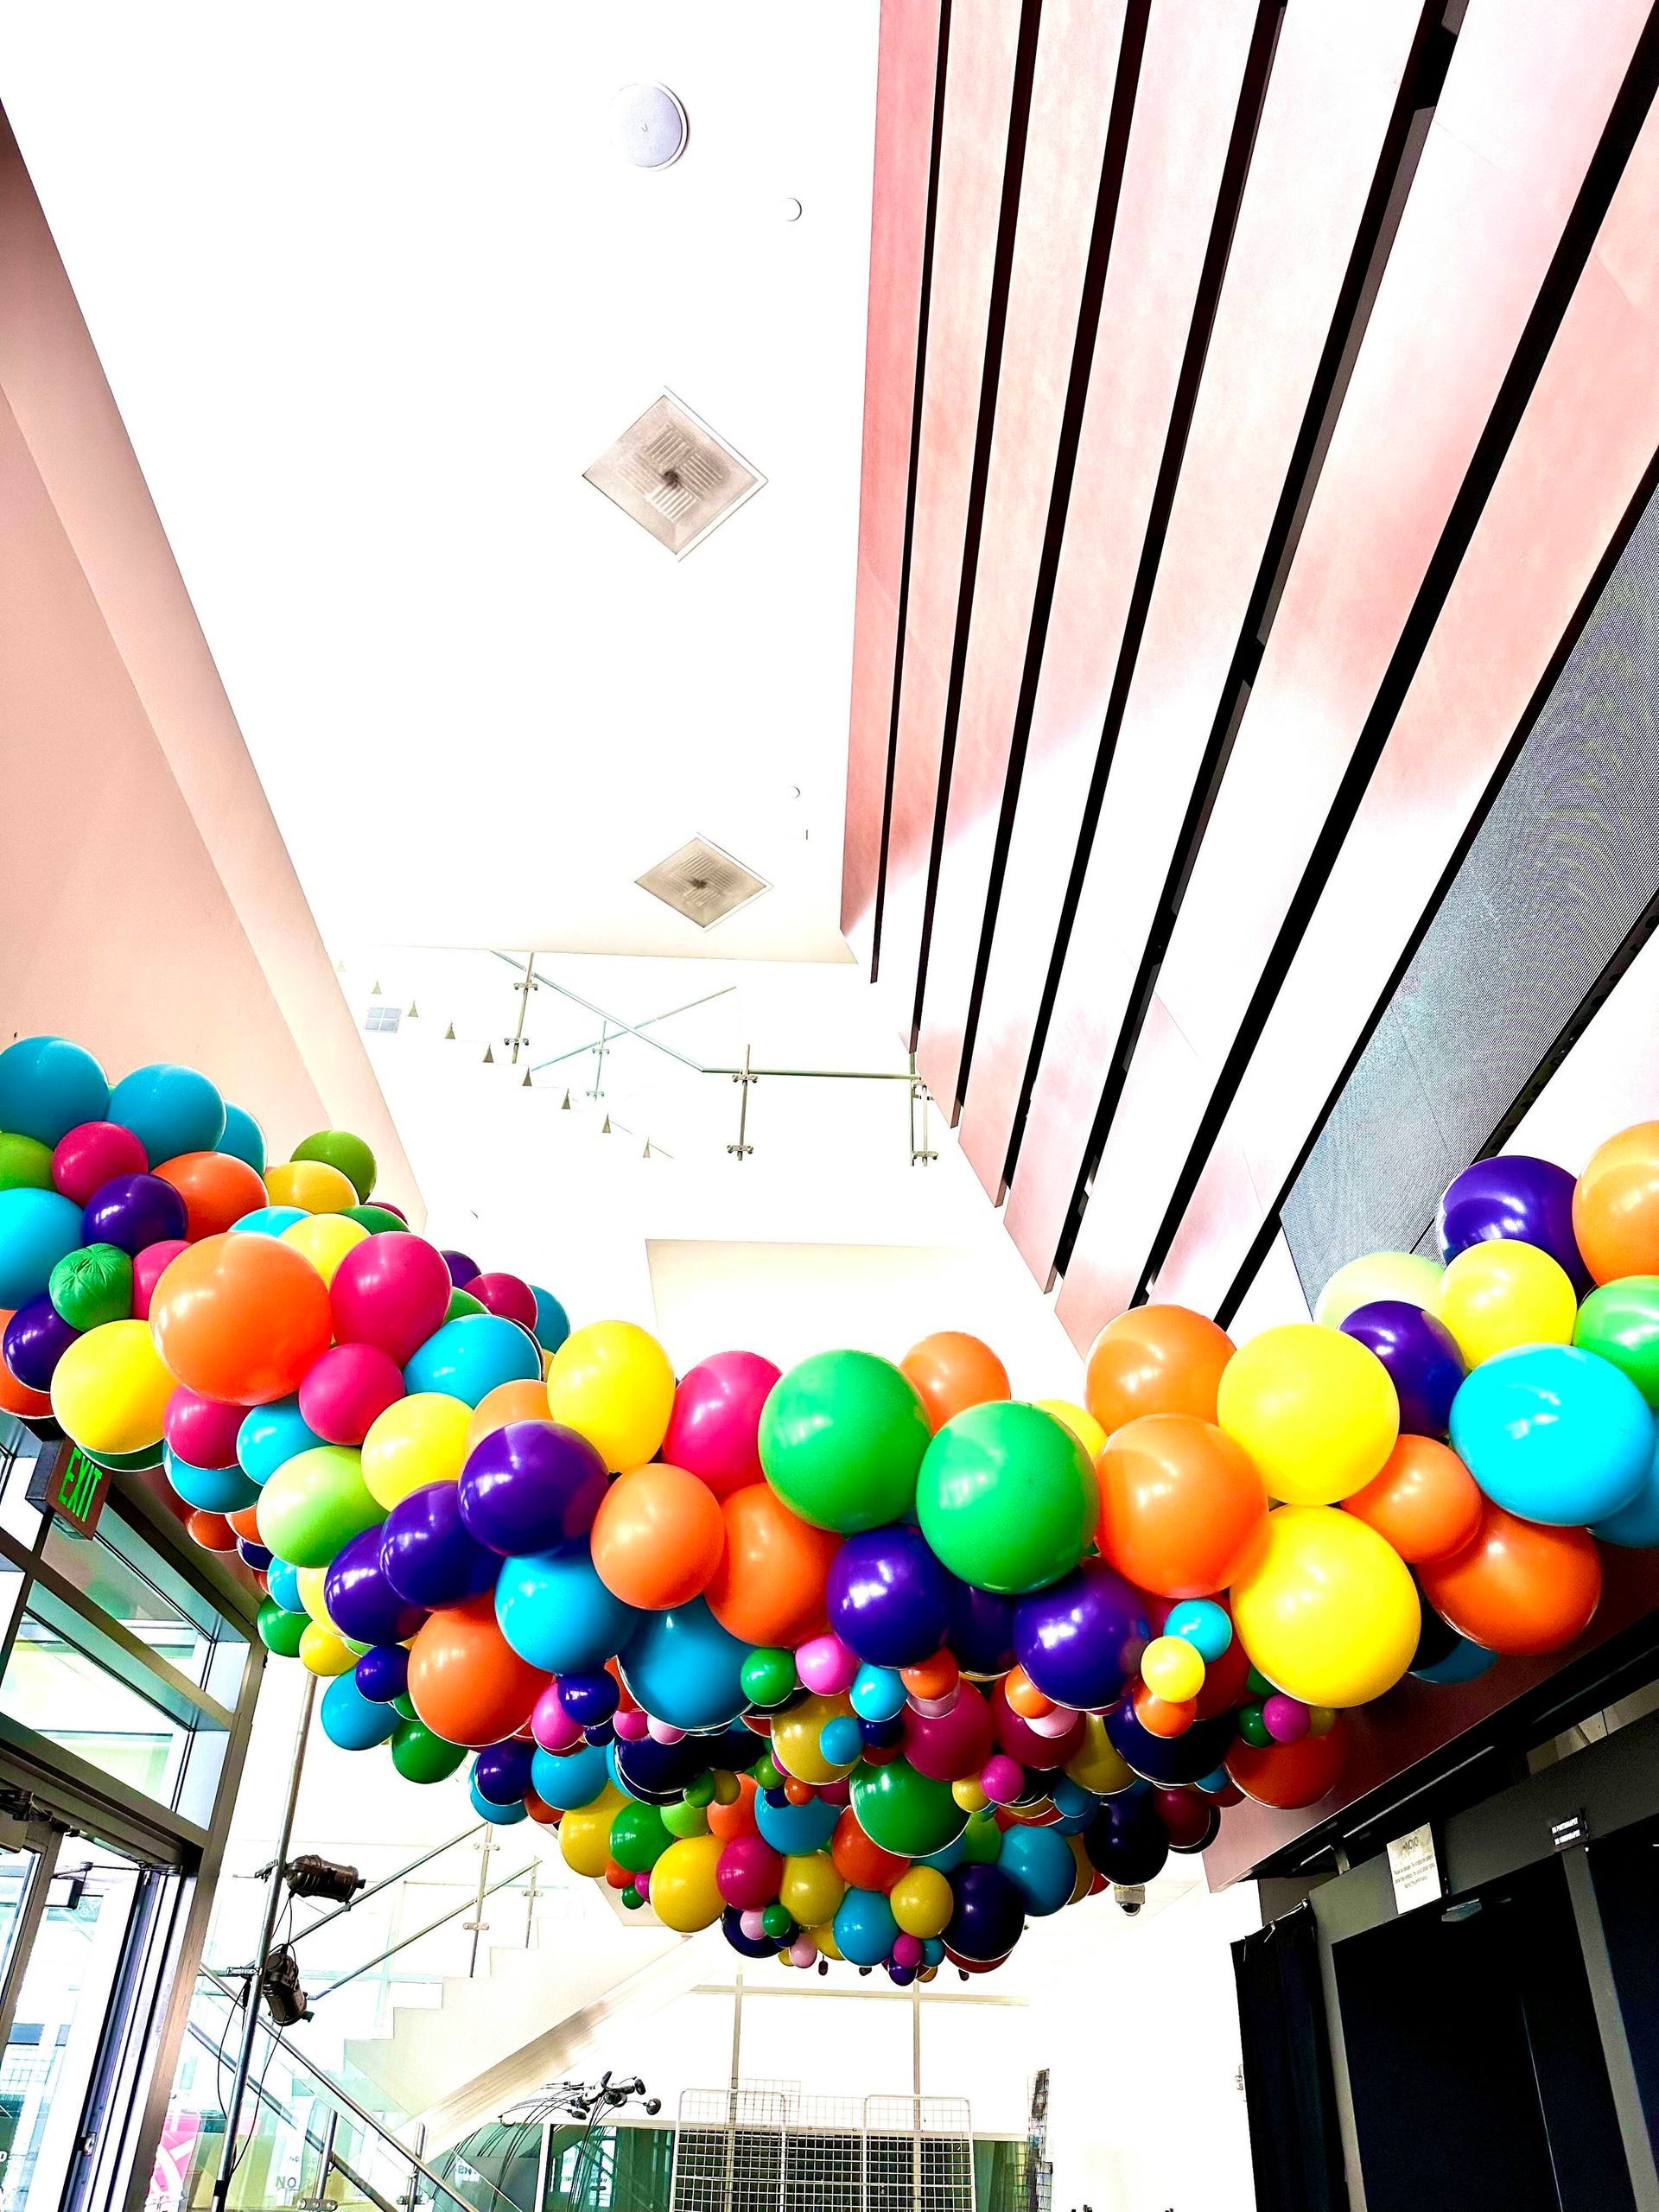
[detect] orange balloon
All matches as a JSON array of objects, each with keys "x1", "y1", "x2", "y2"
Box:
[
  {"x1": 708, "y1": 1773, "x2": 760, "y2": 1840},
  {"x1": 227, "y1": 1503, "x2": 264, "y2": 1541},
  {"x1": 1420, "y1": 1506, "x2": 1602, "y2": 1657},
  {"x1": 1084, "y1": 1306, "x2": 1236, "y2": 1436},
  {"x1": 149, "y1": 1235, "x2": 333, "y2": 1407},
  {"x1": 1004, "y1": 1666, "x2": 1053, "y2": 1719},
  {"x1": 1344, "y1": 1436, "x2": 1483, "y2": 1565},
  {"x1": 704, "y1": 1483, "x2": 840, "y2": 1646},
  {"x1": 188, "y1": 1509, "x2": 237, "y2": 1552},
  {"x1": 900, "y1": 1650, "x2": 959, "y2": 1701},
  {"x1": 1226, "y1": 1721, "x2": 1345, "y2": 1809},
  {"x1": 1096, "y1": 1414, "x2": 1267, "y2": 1599},
  {"x1": 1132, "y1": 1683, "x2": 1194, "y2": 1738},
  {"x1": 591, "y1": 1464, "x2": 725, "y2": 1611},
  {"x1": 153, "y1": 1152, "x2": 269, "y2": 1241},
  {"x1": 830, "y1": 1807, "x2": 908, "y2": 1892},
  {"x1": 465, "y1": 1379, "x2": 552, "y2": 1456},
  {"x1": 1573, "y1": 1121, "x2": 1659, "y2": 1282},
  {"x1": 407, "y1": 1595, "x2": 548, "y2": 1745},
  {"x1": 783, "y1": 1777, "x2": 815, "y2": 1807},
  {"x1": 524, "y1": 1791, "x2": 560, "y2": 1826},
  {"x1": 0, "y1": 1319, "x2": 52, "y2": 1419},
  {"x1": 900, "y1": 1332, "x2": 1011, "y2": 1432}
]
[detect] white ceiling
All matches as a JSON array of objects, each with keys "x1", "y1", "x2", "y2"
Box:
[{"x1": 0, "y1": 1, "x2": 879, "y2": 959}]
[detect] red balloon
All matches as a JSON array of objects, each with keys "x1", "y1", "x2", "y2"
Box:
[
  {"x1": 131, "y1": 1240, "x2": 188, "y2": 1322},
  {"x1": 188, "y1": 1510, "x2": 238, "y2": 1553},
  {"x1": 1226, "y1": 1722, "x2": 1346, "y2": 1809},
  {"x1": 163, "y1": 1386, "x2": 245, "y2": 1471},
  {"x1": 989, "y1": 1679, "x2": 1083, "y2": 1770},
  {"x1": 830, "y1": 1808, "x2": 908, "y2": 1892},
  {"x1": 902, "y1": 1680, "x2": 994, "y2": 1781},
  {"x1": 330, "y1": 1235, "x2": 454, "y2": 1366},
  {"x1": 1419, "y1": 1505, "x2": 1602, "y2": 1656},
  {"x1": 662, "y1": 1351, "x2": 781, "y2": 1498},
  {"x1": 153, "y1": 1151, "x2": 269, "y2": 1241},
  {"x1": 407, "y1": 1597, "x2": 549, "y2": 1747},
  {"x1": 52, "y1": 1121, "x2": 148, "y2": 1205},
  {"x1": 1154, "y1": 1789, "x2": 1219, "y2": 1850},
  {"x1": 465, "y1": 1273, "x2": 538, "y2": 1330}
]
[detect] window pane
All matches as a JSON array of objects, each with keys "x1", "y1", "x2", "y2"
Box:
[
  {"x1": 0, "y1": 1611, "x2": 190, "y2": 1806},
  {"x1": 41, "y1": 1522, "x2": 213, "y2": 1686}
]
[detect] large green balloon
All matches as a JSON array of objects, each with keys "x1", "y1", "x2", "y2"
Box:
[
  {"x1": 758, "y1": 1351, "x2": 931, "y2": 1532},
  {"x1": 961, "y1": 1811, "x2": 1003, "y2": 1865},
  {"x1": 0, "y1": 1134, "x2": 54, "y2": 1193},
  {"x1": 50, "y1": 1243, "x2": 132, "y2": 1331},
  {"x1": 609, "y1": 1802, "x2": 672, "y2": 1872},
  {"x1": 661, "y1": 1798, "x2": 709, "y2": 1839},
  {"x1": 257, "y1": 1446, "x2": 382, "y2": 1568},
  {"x1": 850, "y1": 1758, "x2": 966, "y2": 1859},
  {"x1": 916, "y1": 1402, "x2": 1097, "y2": 1593},
  {"x1": 391, "y1": 1718, "x2": 468, "y2": 1783},
  {"x1": 1575, "y1": 1276, "x2": 1659, "y2": 1407},
  {"x1": 345, "y1": 1205, "x2": 408, "y2": 1236},
  {"x1": 292, "y1": 1129, "x2": 378, "y2": 1203},
  {"x1": 257, "y1": 1598, "x2": 308, "y2": 1658}
]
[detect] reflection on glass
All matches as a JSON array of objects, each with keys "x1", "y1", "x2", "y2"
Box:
[
  {"x1": 0, "y1": 1850, "x2": 40, "y2": 1999},
  {"x1": 0, "y1": 1611, "x2": 188, "y2": 1805}
]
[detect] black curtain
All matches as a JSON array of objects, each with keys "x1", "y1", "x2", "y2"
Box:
[{"x1": 1231, "y1": 1904, "x2": 1349, "y2": 2212}]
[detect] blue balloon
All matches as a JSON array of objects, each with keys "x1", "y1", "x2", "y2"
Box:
[
  {"x1": 530, "y1": 1741, "x2": 609, "y2": 1810},
  {"x1": 1450, "y1": 1344, "x2": 1653, "y2": 1526},
  {"x1": 916, "y1": 1834, "x2": 968, "y2": 1872},
  {"x1": 1163, "y1": 1599, "x2": 1233, "y2": 1663},
  {"x1": 108, "y1": 1064, "x2": 226, "y2": 1162},
  {"x1": 1412, "y1": 1636, "x2": 1499, "y2": 1686},
  {"x1": 321, "y1": 1673, "x2": 399, "y2": 1751},
  {"x1": 0, "y1": 1038, "x2": 109, "y2": 1147},
  {"x1": 921, "y1": 1937, "x2": 945, "y2": 1968},
  {"x1": 470, "y1": 1775, "x2": 528, "y2": 1826},
  {"x1": 474, "y1": 1738, "x2": 537, "y2": 1805},
  {"x1": 851, "y1": 1664, "x2": 906, "y2": 1722},
  {"x1": 496, "y1": 1546, "x2": 639, "y2": 1674},
  {"x1": 232, "y1": 1205, "x2": 308, "y2": 1237},
  {"x1": 754, "y1": 1793, "x2": 839, "y2": 1856},
  {"x1": 721, "y1": 1904, "x2": 779, "y2": 1960},
  {"x1": 997, "y1": 1824, "x2": 1075, "y2": 1916},
  {"x1": 237, "y1": 1540, "x2": 272, "y2": 1573},
  {"x1": 620, "y1": 1599, "x2": 748, "y2": 1732},
  {"x1": 238, "y1": 1397, "x2": 323, "y2": 1484},
  {"x1": 355, "y1": 1644, "x2": 410, "y2": 1703},
  {"x1": 266, "y1": 1556, "x2": 303, "y2": 1611},
  {"x1": 834, "y1": 1887, "x2": 899, "y2": 1967},
  {"x1": 1048, "y1": 1775, "x2": 1099, "y2": 1832},
  {"x1": 0, "y1": 1188, "x2": 86, "y2": 1307},
  {"x1": 164, "y1": 1449, "x2": 260, "y2": 1516},
  {"x1": 1594, "y1": 1432, "x2": 1659, "y2": 1546},
  {"x1": 404, "y1": 1314, "x2": 543, "y2": 1407},
  {"x1": 819, "y1": 1716, "x2": 863, "y2": 1766},
  {"x1": 217, "y1": 1103, "x2": 268, "y2": 1173},
  {"x1": 531, "y1": 1286, "x2": 570, "y2": 1354}
]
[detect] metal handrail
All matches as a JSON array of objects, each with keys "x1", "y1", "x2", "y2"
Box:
[
  {"x1": 292, "y1": 1821, "x2": 490, "y2": 1944},
  {"x1": 312, "y1": 1863, "x2": 539, "y2": 2001}
]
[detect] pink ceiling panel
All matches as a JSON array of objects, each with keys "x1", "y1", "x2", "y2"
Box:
[{"x1": 1057, "y1": 0, "x2": 1656, "y2": 1344}]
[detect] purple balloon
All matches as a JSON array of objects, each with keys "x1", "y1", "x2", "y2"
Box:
[
  {"x1": 827, "y1": 1526, "x2": 950, "y2": 1668},
  {"x1": 1339, "y1": 1300, "x2": 1465, "y2": 1436},
  {"x1": 325, "y1": 1524, "x2": 428, "y2": 1646},
  {"x1": 379, "y1": 1481, "x2": 501, "y2": 1609},
  {"x1": 81, "y1": 1173, "x2": 189, "y2": 1258},
  {"x1": 458, "y1": 1421, "x2": 607, "y2": 1556},
  {"x1": 1083, "y1": 1792, "x2": 1171, "y2": 1885},
  {"x1": 944, "y1": 1579, "x2": 1016, "y2": 1677},
  {"x1": 1013, "y1": 1560, "x2": 1149, "y2": 1712},
  {"x1": 3, "y1": 1294, "x2": 79, "y2": 1391},
  {"x1": 354, "y1": 1643, "x2": 410, "y2": 1704},
  {"x1": 1437, "y1": 1154, "x2": 1588, "y2": 1290},
  {"x1": 722, "y1": 1904, "x2": 780, "y2": 1960},
  {"x1": 559, "y1": 1671, "x2": 620, "y2": 1726},
  {"x1": 237, "y1": 1540, "x2": 273, "y2": 1573},
  {"x1": 441, "y1": 1249, "x2": 481, "y2": 1287},
  {"x1": 1104, "y1": 1694, "x2": 1236, "y2": 1788},
  {"x1": 474, "y1": 1736, "x2": 537, "y2": 1806},
  {"x1": 946, "y1": 1863, "x2": 1026, "y2": 1962}
]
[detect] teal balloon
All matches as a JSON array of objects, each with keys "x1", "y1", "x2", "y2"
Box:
[
  {"x1": 0, "y1": 1188, "x2": 86, "y2": 1306},
  {"x1": 819, "y1": 1716, "x2": 862, "y2": 1765},
  {"x1": 851, "y1": 1664, "x2": 906, "y2": 1722},
  {"x1": 531, "y1": 1287, "x2": 570, "y2": 1354},
  {"x1": 1593, "y1": 1433, "x2": 1659, "y2": 1547},
  {"x1": 471, "y1": 1775, "x2": 529, "y2": 1825},
  {"x1": 165, "y1": 1450, "x2": 260, "y2": 1516},
  {"x1": 108, "y1": 1064, "x2": 226, "y2": 1161},
  {"x1": 0, "y1": 1037, "x2": 109, "y2": 1147},
  {"x1": 321, "y1": 1672, "x2": 399, "y2": 1751},
  {"x1": 238, "y1": 1397, "x2": 323, "y2": 1484},
  {"x1": 917, "y1": 1834, "x2": 967, "y2": 1872},
  {"x1": 403, "y1": 1314, "x2": 541, "y2": 1407},
  {"x1": 1450, "y1": 1344, "x2": 1653, "y2": 1526},
  {"x1": 530, "y1": 1742, "x2": 609, "y2": 1810},
  {"x1": 922, "y1": 1937, "x2": 945, "y2": 1968},
  {"x1": 833, "y1": 1887, "x2": 899, "y2": 1967},
  {"x1": 997, "y1": 1824, "x2": 1075, "y2": 1916},
  {"x1": 1164, "y1": 1599, "x2": 1233, "y2": 1662},
  {"x1": 496, "y1": 1548, "x2": 639, "y2": 1674},
  {"x1": 754, "y1": 1794, "x2": 839, "y2": 1855},
  {"x1": 266, "y1": 1556, "x2": 303, "y2": 1611},
  {"x1": 620, "y1": 1599, "x2": 749, "y2": 1732},
  {"x1": 232, "y1": 1205, "x2": 308, "y2": 1237},
  {"x1": 217, "y1": 1104, "x2": 268, "y2": 1174}
]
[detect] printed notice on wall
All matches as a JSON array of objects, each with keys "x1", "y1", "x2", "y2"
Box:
[{"x1": 1387, "y1": 1823, "x2": 1442, "y2": 1914}]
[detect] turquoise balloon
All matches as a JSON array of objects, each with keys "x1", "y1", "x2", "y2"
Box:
[
  {"x1": 530, "y1": 1742, "x2": 609, "y2": 1810},
  {"x1": 496, "y1": 1548, "x2": 639, "y2": 1673},
  {"x1": 1164, "y1": 1599, "x2": 1233, "y2": 1662},
  {"x1": 403, "y1": 1314, "x2": 542, "y2": 1407},
  {"x1": 470, "y1": 1774, "x2": 529, "y2": 1825},
  {"x1": 321, "y1": 1672, "x2": 399, "y2": 1751},
  {"x1": 1593, "y1": 1432, "x2": 1659, "y2": 1546},
  {"x1": 917, "y1": 1834, "x2": 968, "y2": 1872},
  {"x1": 232, "y1": 1205, "x2": 308, "y2": 1237},
  {"x1": 238, "y1": 1398, "x2": 323, "y2": 1484},
  {"x1": 217, "y1": 1103, "x2": 268, "y2": 1173},
  {"x1": 1412, "y1": 1636, "x2": 1500, "y2": 1685},
  {"x1": 108, "y1": 1064, "x2": 226, "y2": 1161},
  {"x1": 997, "y1": 1824, "x2": 1075, "y2": 1916},
  {"x1": 531, "y1": 1286, "x2": 570, "y2": 1354},
  {"x1": 0, "y1": 1187, "x2": 86, "y2": 1306},
  {"x1": 620, "y1": 1599, "x2": 749, "y2": 1732},
  {"x1": 754, "y1": 1794, "x2": 839, "y2": 1855},
  {"x1": 164, "y1": 1449, "x2": 260, "y2": 1516},
  {"x1": 922, "y1": 1937, "x2": 945, "y2": 1968},
  {"x1": 1450, "y1": 1344, "x2": 1653, "y2": 1526},
  {"x1": 819, "y1": 1715, "x2": 862, "y2": 1765},
  {"x1": 0, "y1": 1037, "x2": 109, "y2": 1147},
  {"x1": 266, "y1": 1556, "x2": 303, "y2": 1611},
  {"x1": 851, "y1": 1664, "x2": 906, "y2": 1722},
  {"x1": 833, "y1": 1887, "x2": 899, "y2": 1967}
]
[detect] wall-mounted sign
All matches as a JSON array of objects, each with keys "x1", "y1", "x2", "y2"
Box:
[
  {"x1": 1551, "y1": 1808, "x2": 1590, "y2": 1851},
  {"x1": 1387, "y1": 1822, "x2": 1443, "y2": 1914},
  {"x1": 47, "y1": 1443, "x2": 111, "y2": 1538}
]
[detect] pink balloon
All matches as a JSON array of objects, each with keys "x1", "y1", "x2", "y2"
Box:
[
  {"x1": 465, "y1": 1272, "x2": 537, "y2": 1330},
  {"x1": 891, "y1": 1934, "x2": 923, "y2": 1969},
  {"x1": 990, "y1": 1680, "x2": 1084, "y2": 1770},
  {"x1": 796, "y1": 1632, "x2": 856, "y2": 1696},
  {"x1": 647, "y1": 1717, "x2": 686, "y2": 1745},
  {"x1": 979, "y1": 1754, "x2": 1023, "y2": 1806},
  {"x1": 788, "y1": 1935, "x2": 816, "y2": 1967},
  {"x1": 162, "y1": 1386, "x2": 245, "y2": 1471},
  {"x1": 662, "y1": 1351, "x2": 782, "y2": 1498},
  {"x1": 715, "y1": 1835, "x2": 783, "y2": 1910},
  {"x1": 131, "y1": 1239, "x2": 188, "y2": 1321},
  {"x1": 52, "y1": 1121, "x2": 148, "y2": 1205},
  {"x1": 330, "y1": 1235, "x2": 452, "y2": 1364},
  {"x1": 531, "y1": 1681, "x2": 582, "y2": 1754},
  {"x1": 634, "y1": 1872, "x2": 652, "y2": 1899},
  {"x1": 739, "y1": 1908, "x2": 766, "y2": 1939},
  {"x1": 613, "y1": 1707, "x2": 650, "y2": 1741},
  {"x1": 1027, "y1": 1705, "x2": 1080, "y2": 1739},
  {"x1": 903, "y1": 1681, "x2": 994, "y2": 1782},
  {"x1": 1262, "y1": 1694, "x2": 1310, "y2": 1745},
  {"x1": 299, "y1": 1343, "x2": 405, "y2": 1446}
]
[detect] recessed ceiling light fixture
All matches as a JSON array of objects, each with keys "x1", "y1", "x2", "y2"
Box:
[
  {"x1": 636, "y1": 836, "x2": 770, "y2": 930},
  {"x1": 585, "y1": 393, "x2": 765, "y2": 557},
  {"x1": 612, "y1": 83, "x2": 689, "y2": 169}
]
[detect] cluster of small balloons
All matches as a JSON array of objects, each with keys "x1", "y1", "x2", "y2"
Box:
[{"x1": 10, "y1": 1033, "x2": 1659, "y2": 1980}]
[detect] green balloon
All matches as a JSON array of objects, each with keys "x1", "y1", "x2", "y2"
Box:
[
  {"x1": 960, "y1": 1812, "x2": 1002, "y2": 1865},
  {"x1": 446, "y1": 1287, "x2": 486, "y2": 1322},
  {"x1": 1236, "y1": 1701, "x2": 1272, "y2": 1750},
  {"x1": 751, "y1": 1755, "x2": 781, "y2": 1792},
  {"x1": 1244, "y1": 1666, "x2": 1275, "y2": 1699},
  {"x1": 621, "y1": 1885, "x2": 645, "y2": 1909},
  {"x1": 609, "y1": 1802, "x2": 672, "y2": 1872},
  {"x1": 850, "y1": 1758, "x2": 966, "y2": 1859},
  {"x1": 916, "y1": 1402, "x2": 1096, "y2": 1594},
  {"x1": 683, "y1": 1773, "x2": 716, "y2": 1808},
  {"x1": 741, "y1": 1647, "x2": 798, "y2": 1706},
  {"x1": 0, "y1": 1133, "x2": 54, "y2": 1192},
  {"x1": 50, "y1": 1243, "x2": 133, "y2": 1331},
  {"x1": 391, "y1": 1719, "x2": 467, "y2": 1783},
  {"x1": 661, "y1": 1799, "x2": 709, "y2": 1839},
  {"x1": 257, "y1": 1599, "x2": 308, "y2": 1658},
  {"x1": 345, "y1": 1204, "x2": 409, "y2": 1235},
  {"x1": 292, "y1": 1128, "x2": 378, "y2": 1202},
  {"x1": 257, "y1": 1446, "x2": 382, "y2": 1568},
  {"x1": 758, "y1": 1351, "x2": 931, "y2": 1533},
  {"x1": 86, "y1": 1440, "x2": 164, "y2": 1472},
  {"x1": 761, "y1": 1903, "x2": 792, "y2": 1940},
  {"x1": 1575, "y1": 1275, "x2": 1659, "y2": 1406},
  {"x1": 392, "y1": 1694, "x2": 419, "y2": 1722}
]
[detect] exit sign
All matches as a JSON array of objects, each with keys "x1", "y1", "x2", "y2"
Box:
[{"x1": 48, "y1": 1445, "x2": 111, "y2": 1537}]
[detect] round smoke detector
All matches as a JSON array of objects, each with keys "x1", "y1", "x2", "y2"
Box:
[{"x1": 613, "y1": 83, "x2": 689, "y2": 170}]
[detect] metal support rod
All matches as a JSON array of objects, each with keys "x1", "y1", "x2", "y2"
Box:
[
  {"x1": 588, "y1": 1021, "x2": 608, "y2": 1100},
  {"x1": 467, "y1": 1834, "x2": 496, "y2": 1977},
  {"x1": 912, "y1": 1989, "x2": 924, "y2": 2212},
  {"x1": 313, "y1": 2109, "x2": 338, "y2": 2209},
  {"x1": 407, "y1": 2122, "x2": 426, "y2": 2212},
  {"x1": 724, "y1": 1970, "x2": 744, "y2": 2212},
  {"x1": 213, "y1": 1675, "x2": 316, "y2": 2212},
  {"x1": 290, "y1": 1823, "x2": 486, "y2": 1945},
  {"x1": 909, "y1": 1052, "x2": 937, "y2": 1167},
  {"x1": 310, "y1": 1862, "x2": 535, "y2": 2000},
  {"x1": 523, "y1": 1861, "x2": 539, "y2": 1949},
  {"x1": 727, "y1": 1045, "x2": 755, "y2": 1160},
  {"x1": 504, "y1": 955, "x2": 537, "y2": 1065},
  {"x1": 531, "y1": 987, "x2": 737, "y2": 1070}
]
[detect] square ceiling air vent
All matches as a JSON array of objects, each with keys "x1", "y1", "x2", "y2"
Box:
[
  {"x1": 584, "y1": 393, "x2": 764, "y2": 557},
  {"x1": 636, "y1": 836, "x2": 770, "y2": 930}
]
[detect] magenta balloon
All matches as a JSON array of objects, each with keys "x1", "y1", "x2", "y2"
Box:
[
  {"x1": 662, "y1": 1351, "x2": 782, "y2": 1497},
  {"x1": 990, "y1": 1681, "x2": 1084, "y2": 1770},
  {"x1": 331, "y1": 1235, "x2": 453, "y2": 1364},
  {"x1": 902, "y1": 1679, "x2": 995, "y2": 1781},
  {"x1": 299, "y1": 1343, "x2": 406, "y2": 1446},
  {"x1": 163, "y1": 1386, "x2": 245, "y2": 1471},
  {"x1": 464, "y1": 1272, "x2": 538, "y2": 1330},
  {"x1": 715, "y1": 1835, "x2": 784, "y2": 1910}
]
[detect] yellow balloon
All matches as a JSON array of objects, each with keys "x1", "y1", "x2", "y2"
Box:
[
  {"x1": 890, "y1": 1866, "x2": 952, "y2": 1939},
  {"x1": 264, "y1": 1159, "x2": 358, "y2": 1215},
  {"x1": 779, "y1": 1852, "x2": 845, "y2": 1928},
  {"x1": 1065, "y1": 1832, "x2": 1092, "y2": 1905},
  {"x1": 361, "y1": 1392, "x2": 472, "y2": 1508},
  {"x1": 560, "y1": 1792, "x2": 622, "y2": 1879},
  {"x1": 50, "y1": 1319, "x2": 172, "y2": 1454},
  {"x1": 1217, "y1": 1323, "x2": 1397, "y2": 1504},
  {"x1": 710, "y1": 1770, "x2": 740, "y2": 1806},
  {"x1": 951, "y1": 1777, "x2": 989, "y2": 1814},
  {"x1": 1314, "y1": 1250, "x2": 1445, "y2": 1330},
  {"x1": 811, "y1": 1923, "x2": 842, "y2": 1961},
  {"x1": 280, "y1": 1211, "x2": 368, "y2": 1285},
  {"x1": 770, "y1": 1693, "x2": 857, "y2": 1785},
  {"x1": 1065, "y1": 1713, "x2": 1134, "y2": 1796},
  {"x1": 295, "y1": 1566, "x2": 335, "y2": 1626},
  {"x1": 545, "y1": 1321, "x2": 675, "y2": 1473},
  {"x1": 299, "y1": 1622, "x2": 354, "y2": 1676},
  {"x1": 1035, "y1": 1399, "x2": 1108, "y2": 1459},
  {"x1": 1141, "y1": 1634, "x2": 1205, "y2": 1703},
  {"x1": 649, "y1": 1834, "x2": 726, "y2": 1932},
  {"x1": 1230, "y1": 1505, "x2": 1419, "y2": 1708},
  {"x1": 1435, "y1": 1240, "x2": 1575, "y2": 1369}
]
